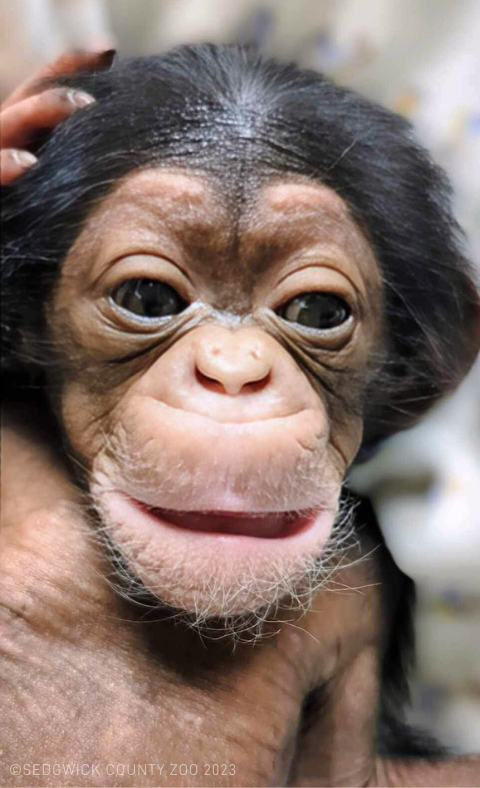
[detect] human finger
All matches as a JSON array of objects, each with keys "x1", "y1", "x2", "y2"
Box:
[
  {"x1": 1, "y1": 48, "x2": 115, "y2": 110},
  {"x1": 0, "y1": 87, "x2": 95, "y2": 149},
  {"x1": 0, "y1": 148, "x2": 38, "y2": 185}
]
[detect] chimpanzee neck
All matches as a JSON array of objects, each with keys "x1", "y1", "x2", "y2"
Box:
[{"x1": 0, "y1": 594, "x2": 305, "y2": 785}]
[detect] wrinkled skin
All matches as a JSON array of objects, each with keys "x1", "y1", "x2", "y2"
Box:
[
  {"x1": 44, "y1": 167, "x2": 381, "y2": 619},
  {"x1": 3, "y1": 175, "x2": 480, "y2": 788}
]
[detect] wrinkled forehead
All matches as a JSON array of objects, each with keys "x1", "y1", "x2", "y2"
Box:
[{"x1": 67, "y1": 167, "x2": 379, "y2": 293}]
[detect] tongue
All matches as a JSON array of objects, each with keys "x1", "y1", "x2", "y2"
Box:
[{"x1": 146, "y1": 506, "x2": 312, "y2": 538}]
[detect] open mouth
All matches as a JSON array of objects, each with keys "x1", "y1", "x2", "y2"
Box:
[{"x1": 136, "y1": 501, "x2": 317, "y2": 539}]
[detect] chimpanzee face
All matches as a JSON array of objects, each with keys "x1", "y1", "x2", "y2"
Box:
[{"x1": 47, "y1": 167, "x2": 382, "y2": 619}]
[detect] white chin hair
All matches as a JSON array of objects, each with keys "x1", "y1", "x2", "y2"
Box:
[{"x1": 91, "y1": 486, "x2": 346, "y2": 632}]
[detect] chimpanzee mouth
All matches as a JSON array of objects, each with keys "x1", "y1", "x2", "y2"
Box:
[{"x1": 135, "y1": 501, "x2": 318, "y2": 539}]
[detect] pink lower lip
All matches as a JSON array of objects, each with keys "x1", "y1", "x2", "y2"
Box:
[{"x1": 135, "y1": 501, "x2": 317, "y2": 539}]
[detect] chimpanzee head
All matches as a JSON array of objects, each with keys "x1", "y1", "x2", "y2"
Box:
[{"x1": 2, "y1": 44, "x2": 479, "y2": 621}]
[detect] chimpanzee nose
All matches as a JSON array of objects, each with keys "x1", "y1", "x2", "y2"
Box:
[{"x1": 194, "y1": 327, "x2": 272, "y2": 395}]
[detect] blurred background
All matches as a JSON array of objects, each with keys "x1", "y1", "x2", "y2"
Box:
[{"x1": 1, "y1": 0, "x2": 479, "y2": 754}]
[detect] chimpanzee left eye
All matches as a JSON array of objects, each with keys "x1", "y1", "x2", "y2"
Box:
[
  {"x1": 278, "y1": 292, "x2": 351, "y2": 329},
  {"x1": 111, "y1": 278, "x2": 186, "y2": 318}
]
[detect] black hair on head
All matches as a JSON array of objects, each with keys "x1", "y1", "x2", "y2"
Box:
[{"x1": 2, "y1": 43, "x2": 479, "y2": 447}]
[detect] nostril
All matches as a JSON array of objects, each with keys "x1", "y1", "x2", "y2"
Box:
[
  {"x1": 195, "y1": 368, "x2": 225, "y2": 393},
  {"x1": 195, "y1": 367, "x2": 271, "y2": 395},
  {"x1": 241, "y1": 372, "x2": 271, "y2": 394}
]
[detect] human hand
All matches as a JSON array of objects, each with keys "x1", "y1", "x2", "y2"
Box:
[{"x1": 0, "y1": 49, "x2": 115, "y2": 185}]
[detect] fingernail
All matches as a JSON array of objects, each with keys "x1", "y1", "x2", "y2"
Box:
[
  {"x1": 86, "y1": 36, "x2": 117, "y2": 53},
  {"x1": 67, "y1": 89, "x2": 96, "y2": 108},
  {"x1": 97, "y1": 48, "x2": 117, "y2": 69},
  {"x1": 12, "y1": 150, "x2": 38, "y2": 168}
]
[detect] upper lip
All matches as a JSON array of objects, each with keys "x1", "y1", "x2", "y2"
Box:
[
  {"x1": 136, "y1": 396, "x2": 323, "y2": 437},
  {"x1": 152, "y1": 399, "x2": 306, "y2": 426}
]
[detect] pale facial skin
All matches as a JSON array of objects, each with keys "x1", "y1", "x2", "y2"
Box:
[{"x1": 46, "y1": 168, "x2": 382, "y2": 621}]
